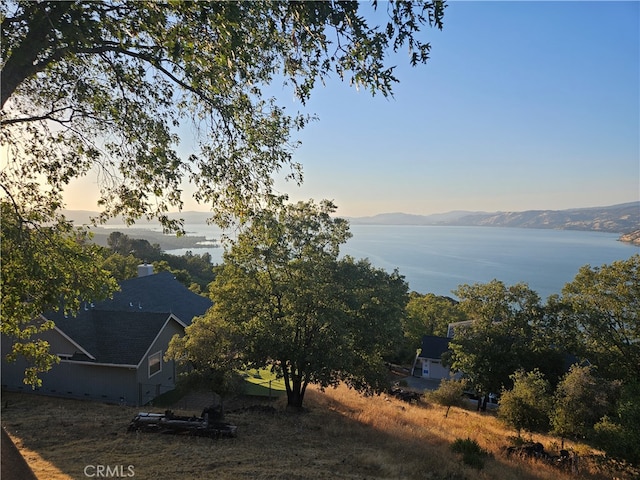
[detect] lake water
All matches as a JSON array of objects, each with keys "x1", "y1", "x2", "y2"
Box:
[{"x1": 166, "y1": 225, "x2": 638, "y2": 300}]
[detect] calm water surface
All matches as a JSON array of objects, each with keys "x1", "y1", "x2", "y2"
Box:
[{"x1": 166, "y1": 225, "x2": 638, "y2": 300}]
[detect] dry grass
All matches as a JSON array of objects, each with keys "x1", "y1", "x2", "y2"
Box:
[{"x1": 1, "y1": 386, "x2": 632, "y2": 480}]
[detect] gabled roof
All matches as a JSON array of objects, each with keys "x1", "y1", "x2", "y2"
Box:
[
  {"x1": 419, "y1": 335, "x2": 451, "y2": 360},
  {"x1": 45, "y1": 272, "x2": 213, "y2": 366},
  {"x1": 52, "y1": 311, "x2": 176, "y2": 365},
  {"x1": 90, "y1": 271, "x2": 213, "y2": 325}
]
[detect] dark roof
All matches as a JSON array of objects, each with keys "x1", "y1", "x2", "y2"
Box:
[
  {"x1": 45, "y1": 272, "x2": 213, "y2": 365},
  {"x1": 419, "y1": 335, "x2": 451, "y2": 360},
  {"x1": 54, "y1": 311, "x2": 174, "y2": 365},
  {"x1": 92, "y1": 271, "x2": 213, "y2": 324}
]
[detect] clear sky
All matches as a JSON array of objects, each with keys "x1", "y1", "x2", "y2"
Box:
[{"x1": 64, "y1": 1, "x2": 640, "y2": 218}]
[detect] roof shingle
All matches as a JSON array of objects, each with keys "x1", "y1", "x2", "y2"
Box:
[{"x1": 46, "y1": 272, "x2": 212, "y2": 365}]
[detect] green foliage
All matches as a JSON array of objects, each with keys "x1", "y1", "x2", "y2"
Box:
[
  {"x1": 426, "y1": 377, "x2": 467, "y2": 417},
  {"x1": 153, "y1": 250, "x2": 216, "y2": 291},
  {"x1": 442, "y1": 261, "x2": 639, "y2": 464},
  {"x1": 402, "y1": 293, "x2": 465, "y2": 361},
  {"x1": 593, "y1": 381, "x2": 640, "y2": 464},
  {"x1": 107, "y1": 231, "x2": 162, "y2": 262},
  {"x1": 1, "y1": 1, "x2": 444, "y2": 389},
  {"x1": 100, "y1": 252, "x2": 140, "y2": 281},
  {"x1": 560, "y1": 255, "x2": 640, "y2": 383},
  {"x1": 2, "y1": 0, "x2": 446, "y2": 229},
  {"x1": 0, "y1": 200, "x2": 117, "y2": 386},
  {"x1": 102, "y1": 231, "x2": 216, "y2": 290},
  {"x1": 499, "y1": 369, "x2": 552, "y2": 436},
  {"x1": 165, "y1": 307, "x2": 244, "y2": 399},
  {"x1": 448, "y1": 280, "x2": 547, "y2": 396},
  {"x1": 551, "y1": 365, "x2": 617, "y2": 440},
  {"x1": 168, "y1": 200, "x2": 408, "y2": 408},
  {"x1": 450, "y1": 438, "x2": 489, "y2": 470}
]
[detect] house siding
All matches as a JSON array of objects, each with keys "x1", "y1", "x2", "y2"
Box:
[
  {"x1": 2, "y1": 351, "x2": 138, "y2": 405},
  {"x1": 1, "y1": 328, "x2": 100, "y2": 394},
  {"x1": 46, "y1": 327, "x2": 89, "y2": 357},
  {"x1": 38, "y1": 361, "x2": 137, "y2": 404},
  {"x1": 135, "y1": 319, "x2": 184, "y2": 406},
  {"x1": 418, "y1": 358, "x2": 450, "y2": 380},
  {"x1": 1, "y1": 318, "x2": 186, "y2": 406},
  {"x1": 2, "y1": 273, "x2": 211, "y2": 406},
  {"x1": 413, "y1": 335, "x2": 454, "y2": 380}
]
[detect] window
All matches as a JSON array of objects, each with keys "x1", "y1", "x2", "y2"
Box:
[{"x1": 148, "y1": 351, "x2": 162, "y2": 377}]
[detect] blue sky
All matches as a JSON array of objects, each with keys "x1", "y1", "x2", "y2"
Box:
[{"x1": 65, "y1": 1, "x2": 639, "y2": 218}]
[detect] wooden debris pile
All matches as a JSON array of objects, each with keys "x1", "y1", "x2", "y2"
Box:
[{"x1": 127, "y1": 407, "x2": 237, "y2": 438}]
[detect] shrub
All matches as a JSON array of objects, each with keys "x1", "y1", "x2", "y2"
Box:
[
  {"x1": 551, "y1": 365, "x2": 616, "y2": 440},
  {"x1": 426, "y1": 377, "x2": 467, "y2": 418},
  {"x1": 450, "y1": 437, "x2": 490, "y2": 470},
  {"x1": 499, "y1": 369, "x2": 552, "y2": 436},
  {"x1": 593, "y1": 381, "x2": 640, "y2": 464}
]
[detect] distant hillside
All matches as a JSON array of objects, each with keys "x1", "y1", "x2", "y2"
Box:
[
  {"x1": 448, "y1": 202, "x2": 639, "y2": 233},
  {"x1": 349, "y1": 211, "x2": 486, "y2": 225},
  {"x1": 87, "y1": 227, "x2": 218, "y2": 251},
  {"x1": 64, "y1": 202, "x2": 640, "y2": 236},
  {"x1": 60, "y1": 210, "x2": 222, "y2": 251},
  {"x1": 61, "y1": 210, "x2": 214, "y2": 226},
  {"x1": 350, "y1": 202, "x2": 640, "y2": 234},
  {"x1": 619, "y1": 230, "x2": 640, "y2": 246}
]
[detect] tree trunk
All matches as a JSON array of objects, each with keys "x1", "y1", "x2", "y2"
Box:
[
  {"x1": 287, "y1": 376, "x2": 306, "y2": 409},
  {"x1": 476, "y1": 393, "x2": 488, "y2": 411},
  {"x1": 282, "y1": 365, "x2": 307, "y2": 409}
]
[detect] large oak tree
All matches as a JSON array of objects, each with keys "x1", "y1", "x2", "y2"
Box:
[
  {"x1": 1, "y1": 0, "x2": 445, "y2": 228},
  {"x1": 1, "y1": 1, "x2": 445, "y2": 383},
  {"x1": 167, "y1": 200, "x2": 408, "y2": 408}
]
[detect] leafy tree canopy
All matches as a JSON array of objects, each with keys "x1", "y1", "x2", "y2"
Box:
[
  {"x1": 100, "y1": 252, "x2": 140, "y2": 282},
  {"x1": 426, "y1": 377, "x2": 467, "y2": 418},
  {"x1": 560, "y1": 254, "x2": 640, "y2": 382},
  {"x1": 447, "y1": 280, "x2": 551, "y2": 395},
  {"x1": 1, "y1": 0, "x2": 444, "y2": 384},
  {"x1": 167, "y1": 200, "x2": 408, "y2": 408},
  {"x1": 404, "y1": 292, "x2": 464, "y2": 343},
  {"x1": 551, "y1": 365, "x2": 618, "y2": 440},
  {"x1": 499, "y1": 369, "x2": 552, "y2": 436},
  {"x1": 101, "y1": 231, "x2": 216, "y2": 290},
  {"x1": 1, "y1": 0, "x2": 446, "y2": 229},
  {"x1": 0, "y1": 199, "x2": 117, "y2": 386},
  {"x1": 594, "y1": 380, "x2": 640, "y2": 464}
]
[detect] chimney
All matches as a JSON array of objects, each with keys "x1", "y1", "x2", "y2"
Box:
[{"x1": 137, "y1": 263, "x2": 154, "y2": 277}]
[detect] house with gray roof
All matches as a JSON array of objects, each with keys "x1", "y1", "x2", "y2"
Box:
[
  {"x1": 412, "y1": 335, "x2": 452, "y2": 380},
  {"x1": 1, "y1": 268, "x2": 212, "y2": 406}
]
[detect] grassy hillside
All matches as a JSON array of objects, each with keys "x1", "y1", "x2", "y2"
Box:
[{"x1": 2, "y1": 385, "x2": 636, "y2": 480}]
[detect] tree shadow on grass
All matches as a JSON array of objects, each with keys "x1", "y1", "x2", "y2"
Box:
[{"x1": 0, "y1": 388, "x2": 612, "y2": 480}]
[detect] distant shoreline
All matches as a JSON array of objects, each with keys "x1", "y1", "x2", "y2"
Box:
[
  {"x1": 86, "y1": 223, "x2": 639, "y2": 257},
  {"x1": 68, "y1": 201, "x2": 639, "y2": 231},
  {"x1": 69, "y1": 201, "x2": 639, "y2": 250},
  {"x1": 88, "y1": 226, "x2": 219, "y2": 252},
  {"x1": 619, "y1": 230, "x2": 640, "y2": 246}
]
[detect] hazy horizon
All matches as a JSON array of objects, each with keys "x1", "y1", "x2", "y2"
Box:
[{"x1": 63, "y1": 200, "x2": 639, "y2": 225}]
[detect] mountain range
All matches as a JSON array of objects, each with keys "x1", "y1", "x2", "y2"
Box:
[
  {"x1": 348, "y1": 202, "x2": 639, "y2": 234},
  {"x1": 63, "y1": 202, "x2": 639, "y2": 237}
]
